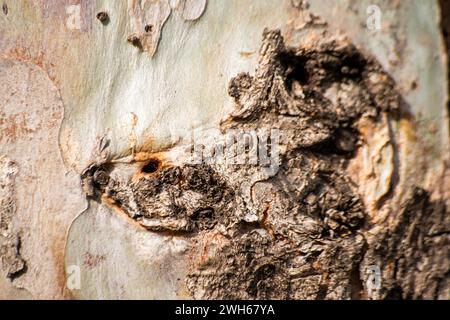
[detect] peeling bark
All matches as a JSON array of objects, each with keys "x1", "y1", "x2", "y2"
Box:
[
  {"x1": 0, "y1": 156, "x2": 26, "y2": 280},
  {"x1": 127, "y1": 0, "x2": 207, "y2": 56},
  {"x1": 0, "y1": 0, "x2": 449, "y2": 300},
  {"x1": 77, "y1": 29, "x2": 449, "y2": 299}
]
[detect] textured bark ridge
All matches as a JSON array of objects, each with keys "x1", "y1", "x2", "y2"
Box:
[
  {"x1": 186, "y1": 30, "x2": 398, "y2": 299},
  {"x1": 362, "y1": 188, "x2": 450, "y2": 299},
  {"x1": 80, "y1": 30, "x2": 448, "y2": 299}
]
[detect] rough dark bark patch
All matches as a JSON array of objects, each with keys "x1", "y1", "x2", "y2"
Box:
[
  {"x1": 80, "y1": 30, "x2": 448, "y2": 299},
  {"x1": 362, "y1": 188, "x2": 450, "y2": 299},
  {"x1": 0, "y1": 157, "x2": 26, "y2": 280},
  {"x1": 185, "y1": 30, "x2": 398, "y2": 299}
]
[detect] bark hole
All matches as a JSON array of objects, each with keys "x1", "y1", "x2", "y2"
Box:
[{"x1": 141, "y1": 159, "x2": 161, "y2": 174}]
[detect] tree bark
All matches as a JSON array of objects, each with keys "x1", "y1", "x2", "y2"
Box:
[{"x1": 0, "y1": 0, "x2": 449, "y2": 299}]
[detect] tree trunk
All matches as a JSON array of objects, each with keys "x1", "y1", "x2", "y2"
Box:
[{"x1": 0, "y1": 0, "x2": 449, "y2": 299}]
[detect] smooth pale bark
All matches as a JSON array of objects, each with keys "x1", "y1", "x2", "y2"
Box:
[{"x1": 0, "y1": 0, "x2": 448, "y2": 299}]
